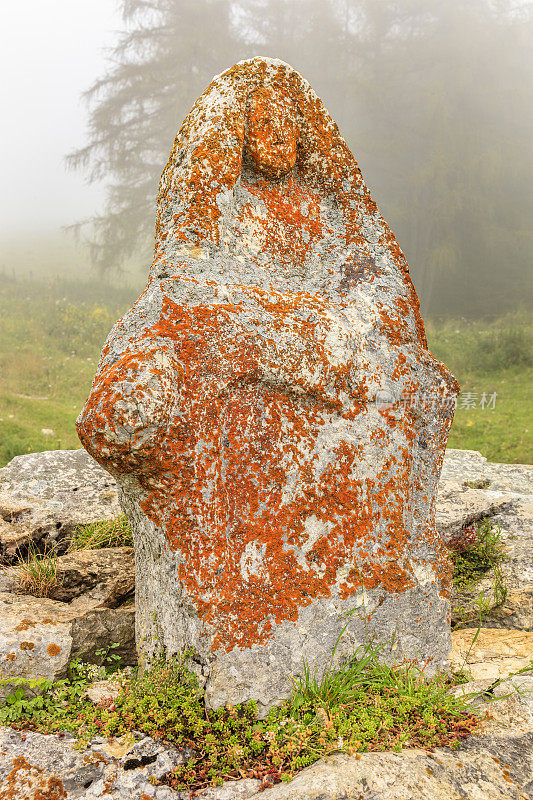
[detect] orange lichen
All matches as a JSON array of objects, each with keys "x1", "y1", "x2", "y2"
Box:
[
  {"x1": 15, "y1": 619, "x2": 36, "y2": 632},
  {"x1": 0, "y1": 757, "x2": 66, "y2": 800},
  {"x1": 46, "y1": 644, "x2": 61, "y2": 657}
]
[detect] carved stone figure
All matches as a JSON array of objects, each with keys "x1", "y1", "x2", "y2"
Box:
[{"x1": 77, "y1": 57, "x2": 459, "y2": 715}]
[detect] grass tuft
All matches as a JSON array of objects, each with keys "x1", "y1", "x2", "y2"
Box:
[
  {"x1": 68, "y1": 515, "x2": 133, "y2": 551},
  {"x1": 448, "y1": 519, "x2": 507, "y2": 589},
  {"x1": 14, "y1": 543, "x2": 62, "y2": 598}
]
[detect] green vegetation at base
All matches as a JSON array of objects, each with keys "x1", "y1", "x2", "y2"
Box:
[
  {"x1": 0, "y1": 273, "x2": 531, "y2": 467},
  {"x1": 0, "y1": 643, "x2": 480, "y2": 792}
]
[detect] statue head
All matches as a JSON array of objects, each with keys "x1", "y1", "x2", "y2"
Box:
[
  {"x1": 244, "y1": 87, "x2": 299, "y2": 179},
  {"x1": 152, "y1": 57, "x2": 426, "y2": 346}
]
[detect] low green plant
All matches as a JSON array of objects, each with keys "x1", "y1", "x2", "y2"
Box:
[
  {"x1": 2, "y1": 642, "x2": 482, "y2": 792},
  {"x1": 14, "y1": 542, "x2": 62, "y2": 597},
  {"x1": 0, "y1": 678, "x2": 53, "y2": 724},
  {"x1": 464, "y1": 479, "x2": 492, "y2": 489},
  {"x1": 492, "y1": 563, "x2": 508, "y2": 607},
  {"x1": 452, "y1": 565, "x2": 508, "y2": 629},
  {"x1": 448, "y1": 519, "x2": 507, "y2": 589},
  {"x1": 67, "y1": 643, "x2": 125, "y2": 682},
  {"x1": 94, "y1": 643, "x2": 124, "y2": 673},
  {"x1": 68, "y1": 515, "x2": 133, "y2": 550}
]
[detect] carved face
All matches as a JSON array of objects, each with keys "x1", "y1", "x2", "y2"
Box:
[{"x1": 245, "y1": 87, "x2": 299, "y2": 180}]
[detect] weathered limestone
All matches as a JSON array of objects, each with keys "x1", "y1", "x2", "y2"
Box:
[
  {"x1": 450, "y1": 628, "x2": 533, "y2": 681},
  {"x1": 77, "y1": 58, "x2": 458, "y2": 713},
  {"x1": 0, "y1": 592, "x2": 135, "y2": 699},
  {"x1": 438, "y1": 452, "x2": 533, "y2": 630},
  {"x1": 0, "y1": 727, "x2": 189, "y2": 800},
  {"x1": 435, "y1": 480, "x2": 510, "y2": 541},
  {"x1": 0, "y1": 449, "x2": 120, "y2": 560}
]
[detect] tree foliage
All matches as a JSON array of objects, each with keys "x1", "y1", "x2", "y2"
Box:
[{"x1": 68, "y1": 0, "x2": 533, "y2": 317}]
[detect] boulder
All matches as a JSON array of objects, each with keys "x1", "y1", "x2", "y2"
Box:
[
  {"x1": 50, "y1": 547, "x2": 135, "y2": 606},
  {"x1": 77, "y1": 57, "x2": 458, "y2": 715},
  {"x1": 0, "y1": 727, "x2": 189, "y2": 799},
  {"x1": 0, "y1": 450, "x2": 120, "y2": 560},
  {"x1": 0, "y1": 592, "x2": 135, "y2": 699},
  {"x1": 441, "y1": 448, "x2": 533, "y2": 496},
  {"x1": 0, "y1": 592, "x2": 72, "y2": 699}
]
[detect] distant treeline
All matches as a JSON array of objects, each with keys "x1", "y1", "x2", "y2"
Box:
[{"x1": 68, "y1": 0, "x2": 533, "y2": 319}]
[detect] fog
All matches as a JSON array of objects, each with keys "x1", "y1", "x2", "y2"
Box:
[
  {"x1": 0, "y1": 0, "x2": 122, "y2": 233},
  {"x1": 1, "y1": 0, "x2": 532, "y2": 317}
]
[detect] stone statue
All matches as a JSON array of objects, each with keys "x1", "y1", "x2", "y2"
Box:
[{"x1": 77, "y1": 58, "x2": 459, "y2": 715}]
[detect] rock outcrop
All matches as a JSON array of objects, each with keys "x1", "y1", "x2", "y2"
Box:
[
  {"x1": 0, "y1": 592, "x2": 135, "y2": 700},
  {"x1": 0, "y1": 446, "x2": 532, "y2": 797},
  {"x1": 0, "y1": 449, "x2": 120, "y2": 561}
]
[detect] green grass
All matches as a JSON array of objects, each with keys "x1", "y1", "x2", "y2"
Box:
[
  {"x1": 426, "y1": 314, "x2": 532, "y2": 463},
  {"x1": 69, "y1": 516, "x2": 133, "y2": 550},
  {"x1": 0, "y1": 644, "x2": 480, "y2": 792},
  {"x1": 0, "y1": 274, "x2": 138, "y2": 465},
  {"x1": 13, "y1": 543, "x2": 62, "y2": 597},
  {"x1": 0, "y1": 272, "x2": 530, "y2": 467}
]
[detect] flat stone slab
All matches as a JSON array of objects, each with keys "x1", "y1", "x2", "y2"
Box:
[
  {"x1": 450, "y1": 627, "x2": 533, "y2": 681},
  {"x1": 436, "y1": 479, "x2": 511, "y2": 541},
  {"x1": 441, "y1": 449, "x2": 533, "y2": 496},
  {"x1": 0, "y1": 450, "x2": 119, "y2": 559}
]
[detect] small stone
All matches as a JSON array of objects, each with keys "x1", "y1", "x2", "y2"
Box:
[{"x1": 84, "y1": 679, "x2": 123, "y2": 705}]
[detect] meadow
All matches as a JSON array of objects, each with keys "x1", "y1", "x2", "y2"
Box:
[{"x1": 0, "y1": 265, "x2": 531, "y2": 467}]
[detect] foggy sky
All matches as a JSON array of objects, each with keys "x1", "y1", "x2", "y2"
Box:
[{"x1": 0, "y1": 0, "x2": 122, "y2": 237}]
